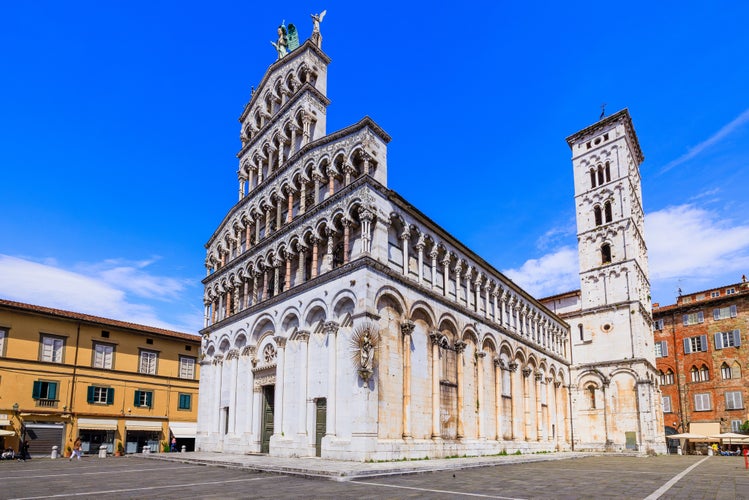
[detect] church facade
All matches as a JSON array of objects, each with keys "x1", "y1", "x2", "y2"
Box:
[{"x1": 196, "y1": 25, "x2": 665, "y2": 460}]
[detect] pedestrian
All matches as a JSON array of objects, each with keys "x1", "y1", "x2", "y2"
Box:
[
  {"x1": 18, "y1": 440, "x2": 29, "y2": 461},
  {"x1": 69, "y1": 437, "x2": 82, "y2": 461},
  {"x1": 170, "y1": 437, "x2": 177, "y2": 452}
]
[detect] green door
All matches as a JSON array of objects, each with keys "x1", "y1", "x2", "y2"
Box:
[
  {"x1": 315, "y1": 398, "x2": 326, "y2": 457},
  {"x1": 261, "y1": 386, "x2": 275, "y2": 454}
]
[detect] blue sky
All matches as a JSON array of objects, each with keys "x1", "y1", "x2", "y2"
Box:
[{"x1": 2, "y1": 2, "x2": 748, "y2": 333}]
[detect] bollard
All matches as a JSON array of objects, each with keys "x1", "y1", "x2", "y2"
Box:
[
  {"x1": 98, "y1": 445, "x2": 107, "y2": 458},
  {"x1": 677, "y1": 446, "x2": 682, "y2": 455},
  {"x1": 743, "y1": 447, "x2": 748, "y2": 469},
  {"x1": 142, "y1": 446, "x2": 151, "y2": 454},
  {"x1": 51, "y1": 445, "x2": 59, "y2": 459},
  {"x1": 181, "y1": 445, "x2": 186, "y2": 453}
]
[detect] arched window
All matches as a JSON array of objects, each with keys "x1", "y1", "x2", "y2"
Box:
[
  {"x1": 590, "y1": 169, "x2": 597, "y2": 188},
  {"x1": 578, "y1": 324, "x2": 584, "y2": 341},
  {"x1": 665, "y1": 369, "x2": 674, "y2": 385},
  {"x1": 604, "y1": 201, "x2": 613, "y2": 223},
  {"x1": 597, "y1": 166, "x2": 604, "y2": 186},
  {"x1": 594, "y1": 206, "x2": 603, "y2": 226},
  {"x1": 604, "y1": 161, "x2": 611, "y2": 182},
  {"x1": 721, "y1": 363, "x2": 732, "y2": 379},
  {"x1": 699, "y1": 365, "x2": 709, "y2": 381},
  {"x1": 731, "y1": 362, "x2": 742, "y2": 379},
  {"x1": 690, "y1": 366, "x2": 699, "y2": 382},
  {"x1": 601, "y1": 243, "x2": 612, "y2": 264},
  {"x1": 586, "y1": 384, "x2": 596, "y2": 409}
]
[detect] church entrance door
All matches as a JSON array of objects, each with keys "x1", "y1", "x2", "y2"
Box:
[
  {"x1": 315, "y1": 398, "x2": 326, "y2": 457},
  {"x1": 261, "y1": 386, "x2": 274, "y2": 453}
]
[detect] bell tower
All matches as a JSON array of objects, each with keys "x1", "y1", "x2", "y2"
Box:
[{"x1": 565, "y1": 109, "x2": 665, "y2": 453}]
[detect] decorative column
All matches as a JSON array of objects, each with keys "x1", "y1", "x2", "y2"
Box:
[
  {"x1": 545, "y1": 376, "x2": 553, "y2": 442},
  {"x1": 286, "y1": 187, "x2": 295, "y2": 223},
  {"x1": 275, "y1": 196, "x2": 283, "y2": 230},
  {"x1": 264, "y1": 205, "x2": 272, "y2": 237},
  {"x1": 327, "y1": 166, "x2": 335, "y2": 196},
  {"x1": 474, "y1": 275, "x2": 482, "y2": 313},
  {"x1": 522, "y1": 366, "x2": 533, "y2": 441},
  {"x1": 289, "y1": 126, "x2": 297, "y2": 155},
  {"x1": 296, "y1": 245, "x2": 307, "y2": 284},
  {"x1": 238, "y1": 178, "x2": 245, "y2": 201},
  {"x1": 343, "y1": 163, "x2": 355, "y2": 186},
  {"x1": 400, "y1": 227, "x2": 411, "y2": 276},
  {"x1": 342, "y1": 219, "x2": 351, "y2": 264},
  {"x1": 455, "y1": 339, "x2": 466, "y2": 439},
  {"x1": 248, "y1": 167, "x2": 255, "y2": 193},
  {"x1": 277, "y1": 140, "x2": 285, "y2": 170},
  {"x1": 416, "y1": 238, "x2": 425, "y2": 284},
  {"x1": 508, "y1": 361, "x2": 518, "y2": 440},
  {"x1": 477, "y1": 350, "x2": 486, "y2": 439},
  {"x1": 535, "y1": 371, "x2": 543, "y2": 441},
  {"x1": 297, "y1": 331, "x2": 310, "y2": 441},
  {"x1": 227, "y1": 349, "x2": 239, "y2": 434},
  {"x1": 324, "y1": 321, "x2": 339, "y2": 437},
  {"x1": 312, "y1": 171, "x2": 323, "y2": 205},
  {"x1": 358, "y1": 208, "x2": 373, "y2": 254},
  {"x1": 429, "y1": 331, "x2": 442, "y2": 439},
  {"x1": 273, "y1": 337, "x2": 286, "y2": 436},
  {"x1": 454, "y1": 261, "x2": 463, "y2": 303},
  {"x1": 252, "y1": 271, "x2": 260, "y2": 305},
  {"x1": 311, "y1": 237, "x2": 320, "y2": 278},
  {"x1": 430, "y1": 250, "x2": 438, "y2": 290},
  {"x1": 254, "y1": 213, "x2": 261, "y2": 244},
  {"x1": 252, "y1": 385, "x2": 263, "y2": 448},
  {"x1": 273, "y1": 262, "x2": 280, "y2": 296},
  {"x1": 203, "y1": 300, "x2": 210, "y2": 328},
  {"x1": 245, "y1": 223, "x2": 251, "y2": 252},
  {"x1": 302, "y1": 114, "x2": 311, "y2": 146},
  {"x1": 401, "y1": 321, "x2": 414, "y2": 439},
  {"x1": 300, "y1": 177, "x2": 308, "y2": 214},
  {"x1": 493, "y1": 357, "x2": 503, "y2": 440},
  {"x1": 284, "y1": 254, "x2": 292, "y2": 290},
  {"x1": 322, "y1": 227, "x2": 334, "y2": 273},
  {"x1": 441, "y1": 254, "x2": 451, "y2": 297}
]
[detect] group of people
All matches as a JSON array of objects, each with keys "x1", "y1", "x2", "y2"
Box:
[
  {"x1": 0, "y1": 440, "x2": 30, "y2": 461},
  {"x1": 711, "y1": 443, "x2": 748, "y2": 456}
]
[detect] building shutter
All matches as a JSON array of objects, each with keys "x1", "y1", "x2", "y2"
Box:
[
  {"x1": 32, "y1": 380, "x2": 42, "y2": 399},
  {"x1": 661, "y1": 341, "x2": 668, "y2": 356},
  {"x1": 699, "y1": 335, "x2": 708, "y2": 351},
  {"x1": 107, "y1": 387, "x2": 115, "y2": 405},
  {"x1": 731, "y1": 305, "x2": 737, "y2": 317},
  {"x1": 146, "y1": 392, "x2": 153, "y2": 408},
  {"x1": 134, "y1": 390, "x2": 141, "y2": 406},
  {"x1": 733, "y1": 330, "x2": 741, "y2": 347},
  {"x1": 683, "y1": 338, "x2": 691, "y2": 354},
  {"x1": 87, "y1": 386, "x2": 95, "y2": 403},
  {"x1": 714, "y1": 309, "x2": 720, "y2": 320},
  {"x1": 682, "y1": 314, "x2": 688, "y2": 326},
  {"x1": 698, "y1": 311, "x2": 704, "y2": 323},
  {"x1": 715, "y1": 333, "x2": 724, "y2": 350},
  {"x1": 48, "y1": 382, "x2": 57, "y2": 400}
]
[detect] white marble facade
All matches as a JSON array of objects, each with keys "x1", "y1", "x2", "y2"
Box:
[{"x1": 196, "y1": 35, "x2": 663, "y2": 460}]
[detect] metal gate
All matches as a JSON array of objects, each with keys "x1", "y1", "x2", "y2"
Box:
[
  {"x1": 24, "y1": 423, "x2": 64, "y2": 457},
  {"x1": 261, "y1": 386, "x2": 274, "y2": 454},
  {"x1": 315, "y1": 398, "x2": 326, "y2": 457}
]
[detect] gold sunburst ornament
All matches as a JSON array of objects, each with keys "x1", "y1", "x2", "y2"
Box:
[{"x1": 350, "y1": 322, "x2": 379, "y2": 382}]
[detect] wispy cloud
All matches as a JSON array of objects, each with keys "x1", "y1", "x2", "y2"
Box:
[
  {"x1": 0, "y1": 254, "x2": 201, "y2": 333},
  {"x1": 660, "y1": 108, "x2": 749, "y2": 173},
  {"x1": 502, "y1": 246, "x2": 579, "y2": 298}
]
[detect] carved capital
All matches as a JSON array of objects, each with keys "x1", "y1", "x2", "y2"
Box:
[
  {"x1": 429, "y1": 331, "x2": 442, "y2": 346},
  {"x1": 522, "y1": 367, "x2": 533, "y2": 378},
  {"x1": 508, "y1": 361, "x2": 518, "y2": 372},
  {"x1": 454, "y1": 340, "x2": 467, "y2": 354},
  {"x1": 273, "y1": 335, "x2": 287, "y2": 348},
  {"x1": 241, "y1": 345, "x2": 256, "y2": 357},
  {"x1": 534, "y1": 371, "x2": 543, "y2": 382},
  {"x1": 323, "y1": 321, "x2": 339, "y2": 335},
  {"x1": 296, "y1": 330, "x2": 310, "y2": 342},
  {"x1": 400, "y1": 320, "x2": 415, "y2": 337}
]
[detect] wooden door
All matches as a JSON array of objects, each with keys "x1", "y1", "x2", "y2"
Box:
[
  {"x1": 315, "y1": 398, "x2": 326, "y2": 457},
  {"x1": 261, "y1": 386, "x2": 274, "y2": 454}
]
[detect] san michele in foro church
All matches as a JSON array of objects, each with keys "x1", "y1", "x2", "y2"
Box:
[{"x1": 195, "y1": 14, "x2": 666, "y2": 461}]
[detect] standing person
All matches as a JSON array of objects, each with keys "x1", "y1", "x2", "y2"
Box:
[
  {"x1": 69, "y1": 437, "x2": 82, "y2": 461},
  {"x1": 170, "y1": 437, "x2": 177, "y2": 452},
  {"x1": 18, "y1": 440, "x2": 29, "y2": 461}
]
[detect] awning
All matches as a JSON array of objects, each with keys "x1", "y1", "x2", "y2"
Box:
[
  {"x1": 77, "y1": 418, "x2": 118, "y2": 431},
  {"x1": 690, "y1": 422, "x2": 721, "y2": 436},
  {"x1": 0, "y1": 419, "x2": 11, "y2": 426},
  {"x1": 125, "y1": 420, "x2": 163, "y2": 432},
  {"x1": 0, "y1": 429, "x2": 15, "y2": 437},
  {"x1": 169, "y1": 422, "x2": 197, "y2": 439}
]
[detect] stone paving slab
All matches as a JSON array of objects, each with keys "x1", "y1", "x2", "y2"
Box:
[{"x1": 143, "y1": 450, "x2": 609, "y2": 481}]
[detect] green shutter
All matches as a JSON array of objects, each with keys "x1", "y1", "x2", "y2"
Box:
[
  {"x1": 87, "y1": 385, "x2": 95, "y2": 403},
  {"x1": 134, "y1": 390, "x2": 141, "y2": 406},
  {"x1": 48, "y1": 382, "x2": 57, "y2": 400},
  {"x1": 146, "y1": 391, "x2": 153, "y2": 408},
  {"x1": 107, "y1": 387, "x2": 115, "y2": 405},
  {"x1": 32, "y1": 380, "x2": 42, "y2": 399}
]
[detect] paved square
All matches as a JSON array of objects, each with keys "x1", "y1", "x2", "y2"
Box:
[{"x1": 1, "y1": 454, "x2": 748, "y2": 499}]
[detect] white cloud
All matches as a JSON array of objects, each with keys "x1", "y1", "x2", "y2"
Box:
[
  {"x1": 646, "y1": 204, "x2": 749, "y2": 280},
  {"x1": 660, "y1": 108, "x2": 749, "y2": 173},
  {"x1": 502, "y1": 246, "x2": 579, "y2": 298},
  {"x1": 0, "y1": 254, "x2": 201, "y2": 333}
]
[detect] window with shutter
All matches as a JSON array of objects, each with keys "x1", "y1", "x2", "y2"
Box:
[
  {"x1": 694, "y1": 393, "x2": 711, "y2": 411},
  {"x1": 662, "y1": 395, "x2": 672, "y2": 413},
  {"x1": 726, "y1": 391, "x2": 743, "y2": 410}
]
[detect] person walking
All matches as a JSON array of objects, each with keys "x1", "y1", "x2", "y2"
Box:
[
  {"x1": 69, "y1": 438, "x2": 82, "y2": 461},
  {"x1": 18, "y1": 440, "x2": 29, "y2": 461}
]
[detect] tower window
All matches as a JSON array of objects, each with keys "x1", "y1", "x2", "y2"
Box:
[
  {"x1": 590, "y1": 169, "x2": 596, "y2": 188},
  {"x1": 594, "y1": 206, "x2": 602, "y2": 226},
  {"x1": 601, "y1": 243, "x2": 612, "y2": 264},
  {"x1": 604, "y1": 201, "x2": 612, "y2": 223},
  {"x1": 597, "y1": 166, "x2": 604, "y2": 186},
  {"x1": 604, "y1": 162, "x2": 611, "y2": 182}
]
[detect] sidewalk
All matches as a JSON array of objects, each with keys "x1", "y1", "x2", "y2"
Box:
[{"x1": 145, "y1": 450, "x2": 607, "y2": 481}]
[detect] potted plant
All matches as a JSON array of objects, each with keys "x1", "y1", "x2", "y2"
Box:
[{"x1": 115, "y1": 441, "x2": 124, "y2": 457}]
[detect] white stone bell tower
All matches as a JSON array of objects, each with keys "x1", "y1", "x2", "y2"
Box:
[{"x1": 565, "y1": 109, "x2": 666, "y2": 453}]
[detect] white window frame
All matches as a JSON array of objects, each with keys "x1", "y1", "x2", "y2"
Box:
[
  {"x1": 682, "y1": 312, "x2": 704, "y2": 326},
  {"x1": 655, "y1": 341, "x2": 668, "y2": 358},
  {"x1": 731, "y1": 419, "x2": 743, "y2": 432},
  {"x1": 0, "y1": 328, "x2": 6, "y2": 357},
  {"x1": 662, "y1": 395, "x2": 672, "y2": 413},
  {"x1": 93, "y1": 343, "x2": 114, "y2": 369},
  {"x1": 40, "y1": 335, "x2": 64, "y2": 363},
  {"x1": 713, "y1": 305, "x2": 738, "y2": 320},
  {"x1": 726, "y1": 391, "x2": 743, "y2": 410},
  {"x1": 714, "y1": 330, "x2": 741, "y2": 349},
  {"x1": 139, "y1": 350, "x2": 158, "y2": 375},
  {"x1": 179, "y1": 356, "x2": 195, "y2": 379},
  {"x1": 726, "y1": 288, "x2": 736, "y2": 295},
  {"x1": 93, "y1": 386, "x2": 110, "y2": 404},
  {"x1": 721, "y1": 364, "x2": 733, "y2": 379},
  {"x1": 653, "y1": 319, "x2": 664, "y2": 331},
  {"x1": 694, "y1": 393, "x2": 711, "y2": 411},
  {"x1": 684, "y1": 335, "x2": 708, "y2": 354}
]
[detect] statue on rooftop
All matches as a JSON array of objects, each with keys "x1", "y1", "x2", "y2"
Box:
[
  {"x1": 270, "y1": 23, "x2": 288, "y2": 60},
  {"x1": 310, "y1": 10, "x2": 326, "y2": 48}
]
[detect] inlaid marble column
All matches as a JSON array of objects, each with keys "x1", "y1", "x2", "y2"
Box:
[
  {"x1": 286, "y1": 187, "x2": 295, "y2": 223},
  {"x1": 429, "y1": 331, "x2": 442, "y2": 439},
  {"x1": 327, "y1": 166, "x2": 335, "y2": 196},
  {"x1": 299, "y1": 178, "x2": 308, "y2": 214},
  {"x1": 252, "y1": 271, "x2": 260, "y2": 305},
  {"x1": 476, "y1": 350, "x2": 486, "y2": 439},
  {"x1": 342, "y1": 219, "x2": 351, "y2": 264},
  {"x1": 204, "y1": 301, "x2": 210, "y2": 328},
  {"x1": 416, "y1": 239, "x2": 425, "y2": 284},
  {"x1": 324, "y1": 321, "x2": 339, "y2": 437},
  {"x1": 454, "y1": 262, "x2": 463, "y2": 303},
  {"x1": 358, "y1": 208, "x2": 373, "y2": 254},
  {"x1": 322, "y1": 228, "x2": 334, "y2": 273},
  {"x1": 273, "y1": 337, "x2": 286, "y2": 436},
  {"x1": 545, "y1": 376, "x2": 553, "y2": 442},
  {"x1": 508, "y1": 361, "x2": 518, "y2": 440},
  {"x1": 401, "y1": 321, "x2": 414, "y2": 439},
  {"x1": 441, "y1": 255, "x2": 451, "y2": 297},
  {"x1": 284, "y1": 255, "x2": 292, "y2": 290},
  {"x1": 430, "y1": 250, "x2": 438, "y2": 290},
  {"x1": 289, "y1": 126, "x2": 298, "y2": 155},
  {"x1": 254, "y1": 213, "x2": 261, "y2": 244},
  {"x1": 245, "y1": 223, "x2": 252, "y2": 252},
  {"x1": 312, "y1": 171, "x2": 323, "y2": 205},
  {"x1": 264, "y1": 205, "x2": 272, "y2": 237},
  {"x1": 297, "y1": 331, "x2": 310, "y2": 440},
  {"x1": 455, "y1": 340, "x2": 466, "y2": 439},
  {"x1": 296, "y1": 245, "x2": 307, "y2": 284},
  {"x1": 252, "y1": 385, "x2": 263, "y2": 448},
  {"x1": 238, "y1": 178, "x2": 245, "y2": 201},
  {"x1": 400, "y1": 228, "x2": 410, "y2": 276},
  {"x1": 343, "y1": 163, "x2": 355, "y2": 186},
  {"x1": 275, "y1": 196, "x2": 283, "y2": 230},
  {"x1": 273, "y1": 263, "x2": 280, "y2": 296},
  {"x1": 311, "y1": 237, "x2": 320, "y2": 278}
]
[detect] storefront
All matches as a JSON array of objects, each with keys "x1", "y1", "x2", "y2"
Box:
[
  {"x1": 168, "y1": 421, "x2": 197, "y2": 452},
  {"x1": 24, "y1": 422, "x2": 64, "y2": 457},
  {"x1": 125, "y1": 420, "x2": 163, "y2": 454},
  {"x1": 76, "y1": 418, "x2": 117, "y2": 454}
]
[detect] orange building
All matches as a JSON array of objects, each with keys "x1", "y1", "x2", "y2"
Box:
[
  {"x1": 0, "y1": 299, "x2": 200, "y2": 457},
  {"x1": 654, "y1": 276, "x2": 749, "y2": 449}
]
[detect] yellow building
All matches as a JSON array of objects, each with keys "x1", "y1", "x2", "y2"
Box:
[{"x1": 0, "y1": 299, "x2": 200, "y2": 457}]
